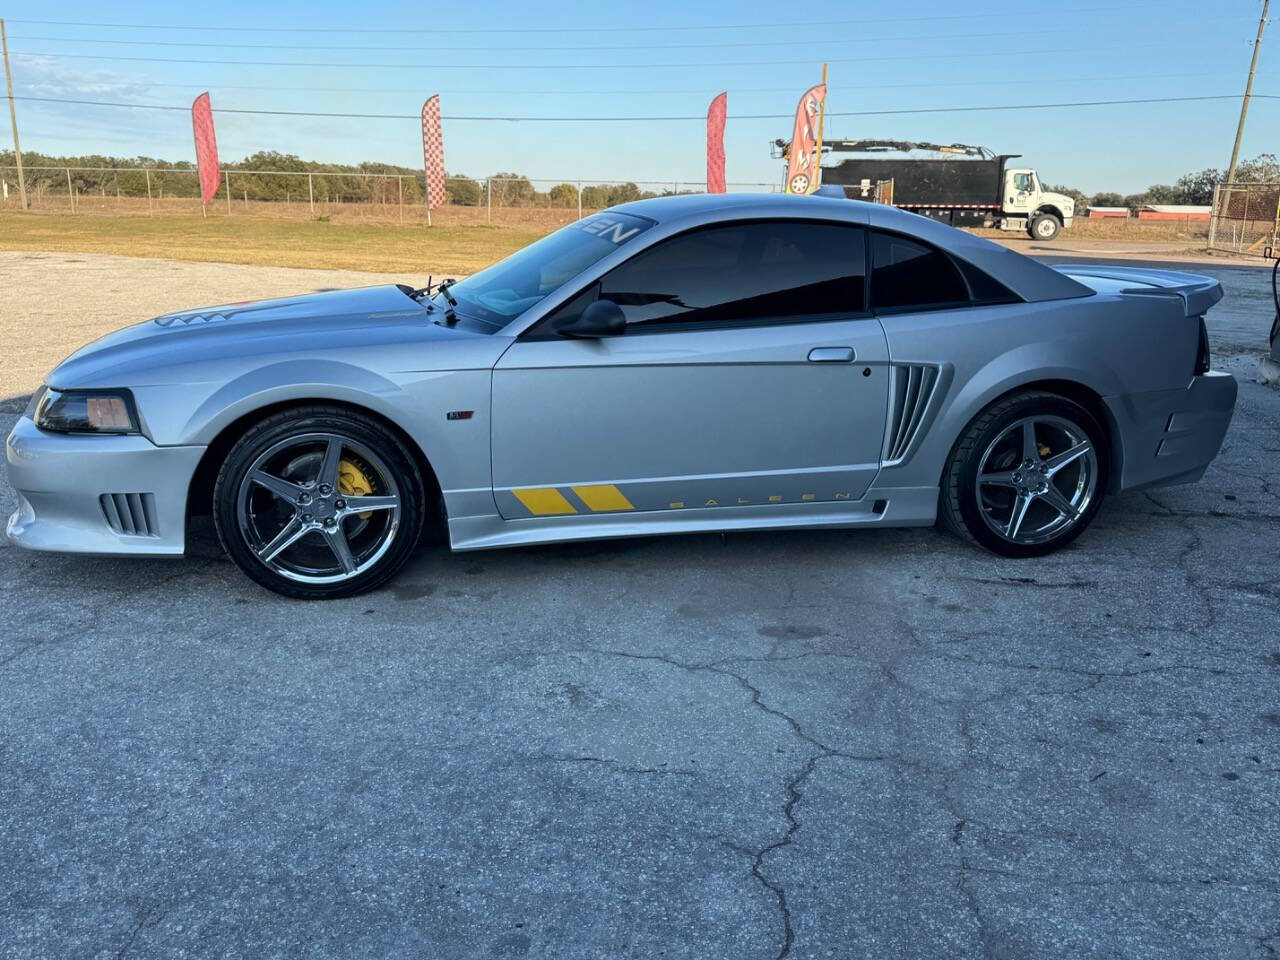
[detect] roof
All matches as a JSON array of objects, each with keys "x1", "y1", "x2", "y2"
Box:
[
  {"x1": 610, "y1": 193, "x2": 1093, "y2": 304},
  {"x1": 1142, "y1": 204, "x2": 1212, "y2": 214},
  {"x1": 1087, "y1": 206, "x2": 1129, "y2": 213}
]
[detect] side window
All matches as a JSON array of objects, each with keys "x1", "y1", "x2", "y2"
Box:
[
  {"x1": 1014, "y1": 173, "x2": 1033, "y2": 192},
  {"x1": 870, "y1": 232, "x2": 969, "y2": 312},
  {"x1": 588, "y1": 220, "x2": 867, "y2": 331}
]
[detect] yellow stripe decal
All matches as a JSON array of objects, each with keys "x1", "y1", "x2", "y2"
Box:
[
  {"x1": 513, "y1": 487, "x2": 577, "y2": 516},
  {"x1": 571, "y1": 484, "x2": 635, "y2": 512}
]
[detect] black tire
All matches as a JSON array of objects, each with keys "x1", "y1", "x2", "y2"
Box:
[
  {"x1": 1029, "y1": 212, "x2": 1061, "y2": 241},
  {"x1": 213, "y1": 405, "x2": 426, "y2": 599},
  {"x1": 939, "y1": 391, "x2": 1108, "y2": 558}
]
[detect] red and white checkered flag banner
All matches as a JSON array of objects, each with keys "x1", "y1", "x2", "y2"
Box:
[
  {"x1": 706, "y1": 92, "x2": 727, "y2": 194},
  {"x1": 421, "y1": 96, "x2": 446, "y2": 210},
  {"x1": 191, "y1": 92, "x2": 220, "y2": 207}
]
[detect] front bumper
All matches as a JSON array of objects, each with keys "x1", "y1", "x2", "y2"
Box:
[
  {"x1": 5, "y1": 416, "x2": 205, "y2": 556},
  {"x1": 1105, "y1": 370, "x2": 1238, "y2": 492}
]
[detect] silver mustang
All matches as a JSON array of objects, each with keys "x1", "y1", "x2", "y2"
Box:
[{"x1": 6, "y1": 194, "x2": 1237, "y2": 598}]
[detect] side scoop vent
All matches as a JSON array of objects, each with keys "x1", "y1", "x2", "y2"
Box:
[
  {"x1": 884, "y1": 364, "x2": 941, "y2": 465},
  {"x1": 100, "y1": 493, "x2": 159, "y2": 537}
]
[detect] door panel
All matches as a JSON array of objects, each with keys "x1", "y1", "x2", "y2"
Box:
[{"x1": 491, "y1": 320, "x2": 890, "y2": 520}]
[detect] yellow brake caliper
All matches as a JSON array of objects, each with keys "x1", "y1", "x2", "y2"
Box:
[{"x1": 337, "y1": 459, "x2": 375, "y2": 520}]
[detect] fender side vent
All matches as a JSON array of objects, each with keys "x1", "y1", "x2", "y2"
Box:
[
  {"x1": 884, "y1": 364, "x2": 941, "y2": 465},
  {"x1": 100, "y1": 493, "x2": 159, "y2": 537}
]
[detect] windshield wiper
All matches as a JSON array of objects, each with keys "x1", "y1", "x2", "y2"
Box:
[
  {"x1": 410, "y1": 276, "x2": 459, "y2": 325},
  {"x1": 436, "y1": 277, "x2": 458, "y2": 309}
]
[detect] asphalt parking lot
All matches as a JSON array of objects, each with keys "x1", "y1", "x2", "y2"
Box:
[{"x1": 2, "y1": 255, "x2": 1279, "y2": 959}]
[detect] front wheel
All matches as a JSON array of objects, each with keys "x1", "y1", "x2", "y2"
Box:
[
  {"x1": 1029, "y1": 213, "x2": 1061, "y2": 241},
  {"x1": 939, "y1": 392, "x2": 1108, "y2": 558},
  {"x1": 213, "y1": 406, "x2": 426, "y2": 599}
]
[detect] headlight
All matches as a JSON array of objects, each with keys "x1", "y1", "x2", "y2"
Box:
[{"x1": 33, "y1": 388, "x2": 139, "y2": 434}]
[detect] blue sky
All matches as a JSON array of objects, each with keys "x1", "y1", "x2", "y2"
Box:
[{"x1": 3, "y1": 0, "x2": 1276, "y2": 193}]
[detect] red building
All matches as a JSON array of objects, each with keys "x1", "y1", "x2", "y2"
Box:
[{"x1": 1137, "y1": 204, "x2": 1212, "y2": 222}]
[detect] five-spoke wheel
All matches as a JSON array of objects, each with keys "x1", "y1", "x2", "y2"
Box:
[
  {"x1": 214, "y1": 407, "x2": 426, "y2": 599},
  {"x1": 941, "y1": 391, "x2": 1107, "y2": 557}
]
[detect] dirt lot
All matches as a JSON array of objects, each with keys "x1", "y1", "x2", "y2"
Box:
[{"x1": 1, "y1": 251, "x2": 1278, "y2": 959}]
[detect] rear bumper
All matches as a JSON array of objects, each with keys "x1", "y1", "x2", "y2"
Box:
[
  {"x1": 1105, "y1": 371, "x2": 1237, "y2": 492},
  {"x1": 5, "y1": 416, "x2": 205, "y2": 556}
]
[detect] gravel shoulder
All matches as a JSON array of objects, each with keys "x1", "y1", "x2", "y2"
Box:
[{"x1": 0, "y1": 251, "x2": 431, "y2": 400}]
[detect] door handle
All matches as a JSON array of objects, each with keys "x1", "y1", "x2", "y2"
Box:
[{"x1": 808, "y1": 347, "x2": 855, "y2": 363}]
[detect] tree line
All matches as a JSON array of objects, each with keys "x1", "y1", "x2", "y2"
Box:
[
  {"x1": 4, "y1": 149, "x2": 1277, "y2": 211},
  {"x1": 1046, "y1": 153, "x2": 1278, "y2": 214},
  {"x1": 0, "y1": 150, "x2": 687, "y2": 208}
]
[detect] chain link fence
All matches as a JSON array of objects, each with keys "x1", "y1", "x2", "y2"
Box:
[
  {"x1": 1208, "y1": 181, "x2": 1280, "y2": 257},
  {"x1": 0, "y1": 165, "x2": 782, "y2": 226}
]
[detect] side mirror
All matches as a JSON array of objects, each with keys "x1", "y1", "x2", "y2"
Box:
[{"x1": 557, "y1": 299, "x2": 626, "y2": 338}]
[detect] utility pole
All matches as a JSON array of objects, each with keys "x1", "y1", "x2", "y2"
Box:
[
  {"x1": 1, "y1": 18, "x2": 29, "y2": 210},
  {"x1": 1226, "y1": 0, "x2": 1269, "y2": 184}
]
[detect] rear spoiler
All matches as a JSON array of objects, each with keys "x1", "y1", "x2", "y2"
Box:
[{"x1": 1050, "y1": 265, "x2": 1224, "y2": 317}]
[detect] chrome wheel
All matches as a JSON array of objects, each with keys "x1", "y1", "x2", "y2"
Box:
[
  {"x1": 236, "y1": 432, "x2": 401, "y2": 585},
  {"x1": 974, "y1": 415, "x2": 1098, "y2": 545}
]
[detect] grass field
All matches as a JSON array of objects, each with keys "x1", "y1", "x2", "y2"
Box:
[
  {"x1": 0, "y1": 208, "x2": 1215, "y2": 276},
  {"x1": 0, "y1": 212, "x2": 539, "y2": 274}
]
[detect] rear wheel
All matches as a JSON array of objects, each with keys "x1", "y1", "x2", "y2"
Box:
[
  {"x1": 213, "y1": 406, "x2": 426, "y2": 599},
  {"x1": 1029, "y1": 212, "x2": 1061, "y2": 241},
  {"x1": 940, "y1": 391, "x2": 1107, "y2": 557}
]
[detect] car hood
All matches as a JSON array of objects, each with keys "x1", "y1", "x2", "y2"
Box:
[
  {"x1": 148, "y1": 284, "x2": 425, "y2": 330},
  {"x1": 47, "y1": 285, "x2": 447, "y2": 387}
]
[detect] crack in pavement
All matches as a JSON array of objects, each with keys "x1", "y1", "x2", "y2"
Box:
[
  {"x1": 1, "y1": 557, "x2": 223, "y2": 671},
  {"x1": 114, "y1": 903, "x2": 166, "y2": 960},
  {"x1": 529, "y1": 755, "x2": 698, "y2": 778},
  {"x1": 577, "y1": 646, "x2": 896, "y2": 960}
]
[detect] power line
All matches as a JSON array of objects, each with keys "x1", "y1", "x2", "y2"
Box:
[
  {"x1": 8, "y1": 41, "x2": 1214, "y2": 70},
  {"x1": 14, "y1": 93, "x2": 1276, "y2": 122},
  {"x1": 2, "y1": 27, "x2": 1141, "y2": 52},
  {"x1": 15, "y1": 71, "x2": 1234, "y2": 99},
  {"x1": 0, "y1": 3, "x2": 1194, "y2": 35}
]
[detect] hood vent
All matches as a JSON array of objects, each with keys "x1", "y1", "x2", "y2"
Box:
[
  {"x1": 883, "y1": 364, "x2": 941, "y2": 465},
  {"x1": 154, "y1": 312, "x2": 228, "y2": 327}
]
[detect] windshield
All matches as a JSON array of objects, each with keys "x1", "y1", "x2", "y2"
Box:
[{"x1": 443, "y1": 212, "x2": 654, "y2": 326}]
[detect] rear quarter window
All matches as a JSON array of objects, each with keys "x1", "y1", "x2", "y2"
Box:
[{"x1": 871, "y1": 231, "x2": 1019, "y2": 311}]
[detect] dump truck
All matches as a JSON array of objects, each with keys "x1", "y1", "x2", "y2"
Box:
[{"x1": 774, "y1": 139, "x2": 1076, "y2": 241}]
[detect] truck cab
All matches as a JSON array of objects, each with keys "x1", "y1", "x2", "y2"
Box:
[
  {"x1": 778, "y1": 139, "x2": 1076, "y2": 243},
  {"x1": 1001, "y1": 167, "x2": 1074, "y2": 241}
]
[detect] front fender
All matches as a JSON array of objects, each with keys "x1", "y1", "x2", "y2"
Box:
[{"x1": 178, "y1": 359, "x2": 408, "y2": 446}]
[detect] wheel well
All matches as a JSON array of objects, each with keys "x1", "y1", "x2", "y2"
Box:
[
  {"x1": 981, "y1": 379, "x2": 1119, "y2": 489},
  {"x1": 185, "y1": 399, "x2": 446, "y2": 534},
  {"x1": 1033, "y1": 206, "x2": 1064, "y2": 223}
]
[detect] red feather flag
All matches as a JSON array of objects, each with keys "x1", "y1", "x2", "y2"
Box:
[
  {"x1": 706, "y1": 92, "x2": 727, "y2": 194},
  {"x1": 784, "y1": 83, "x2": 826, "y2": 195},
  {"x1": 421, "y1": 95, "x2": 446, "y2": 211},
  {"x1": 191, "y1": 92, "x2": 220, "y2": 208}
]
